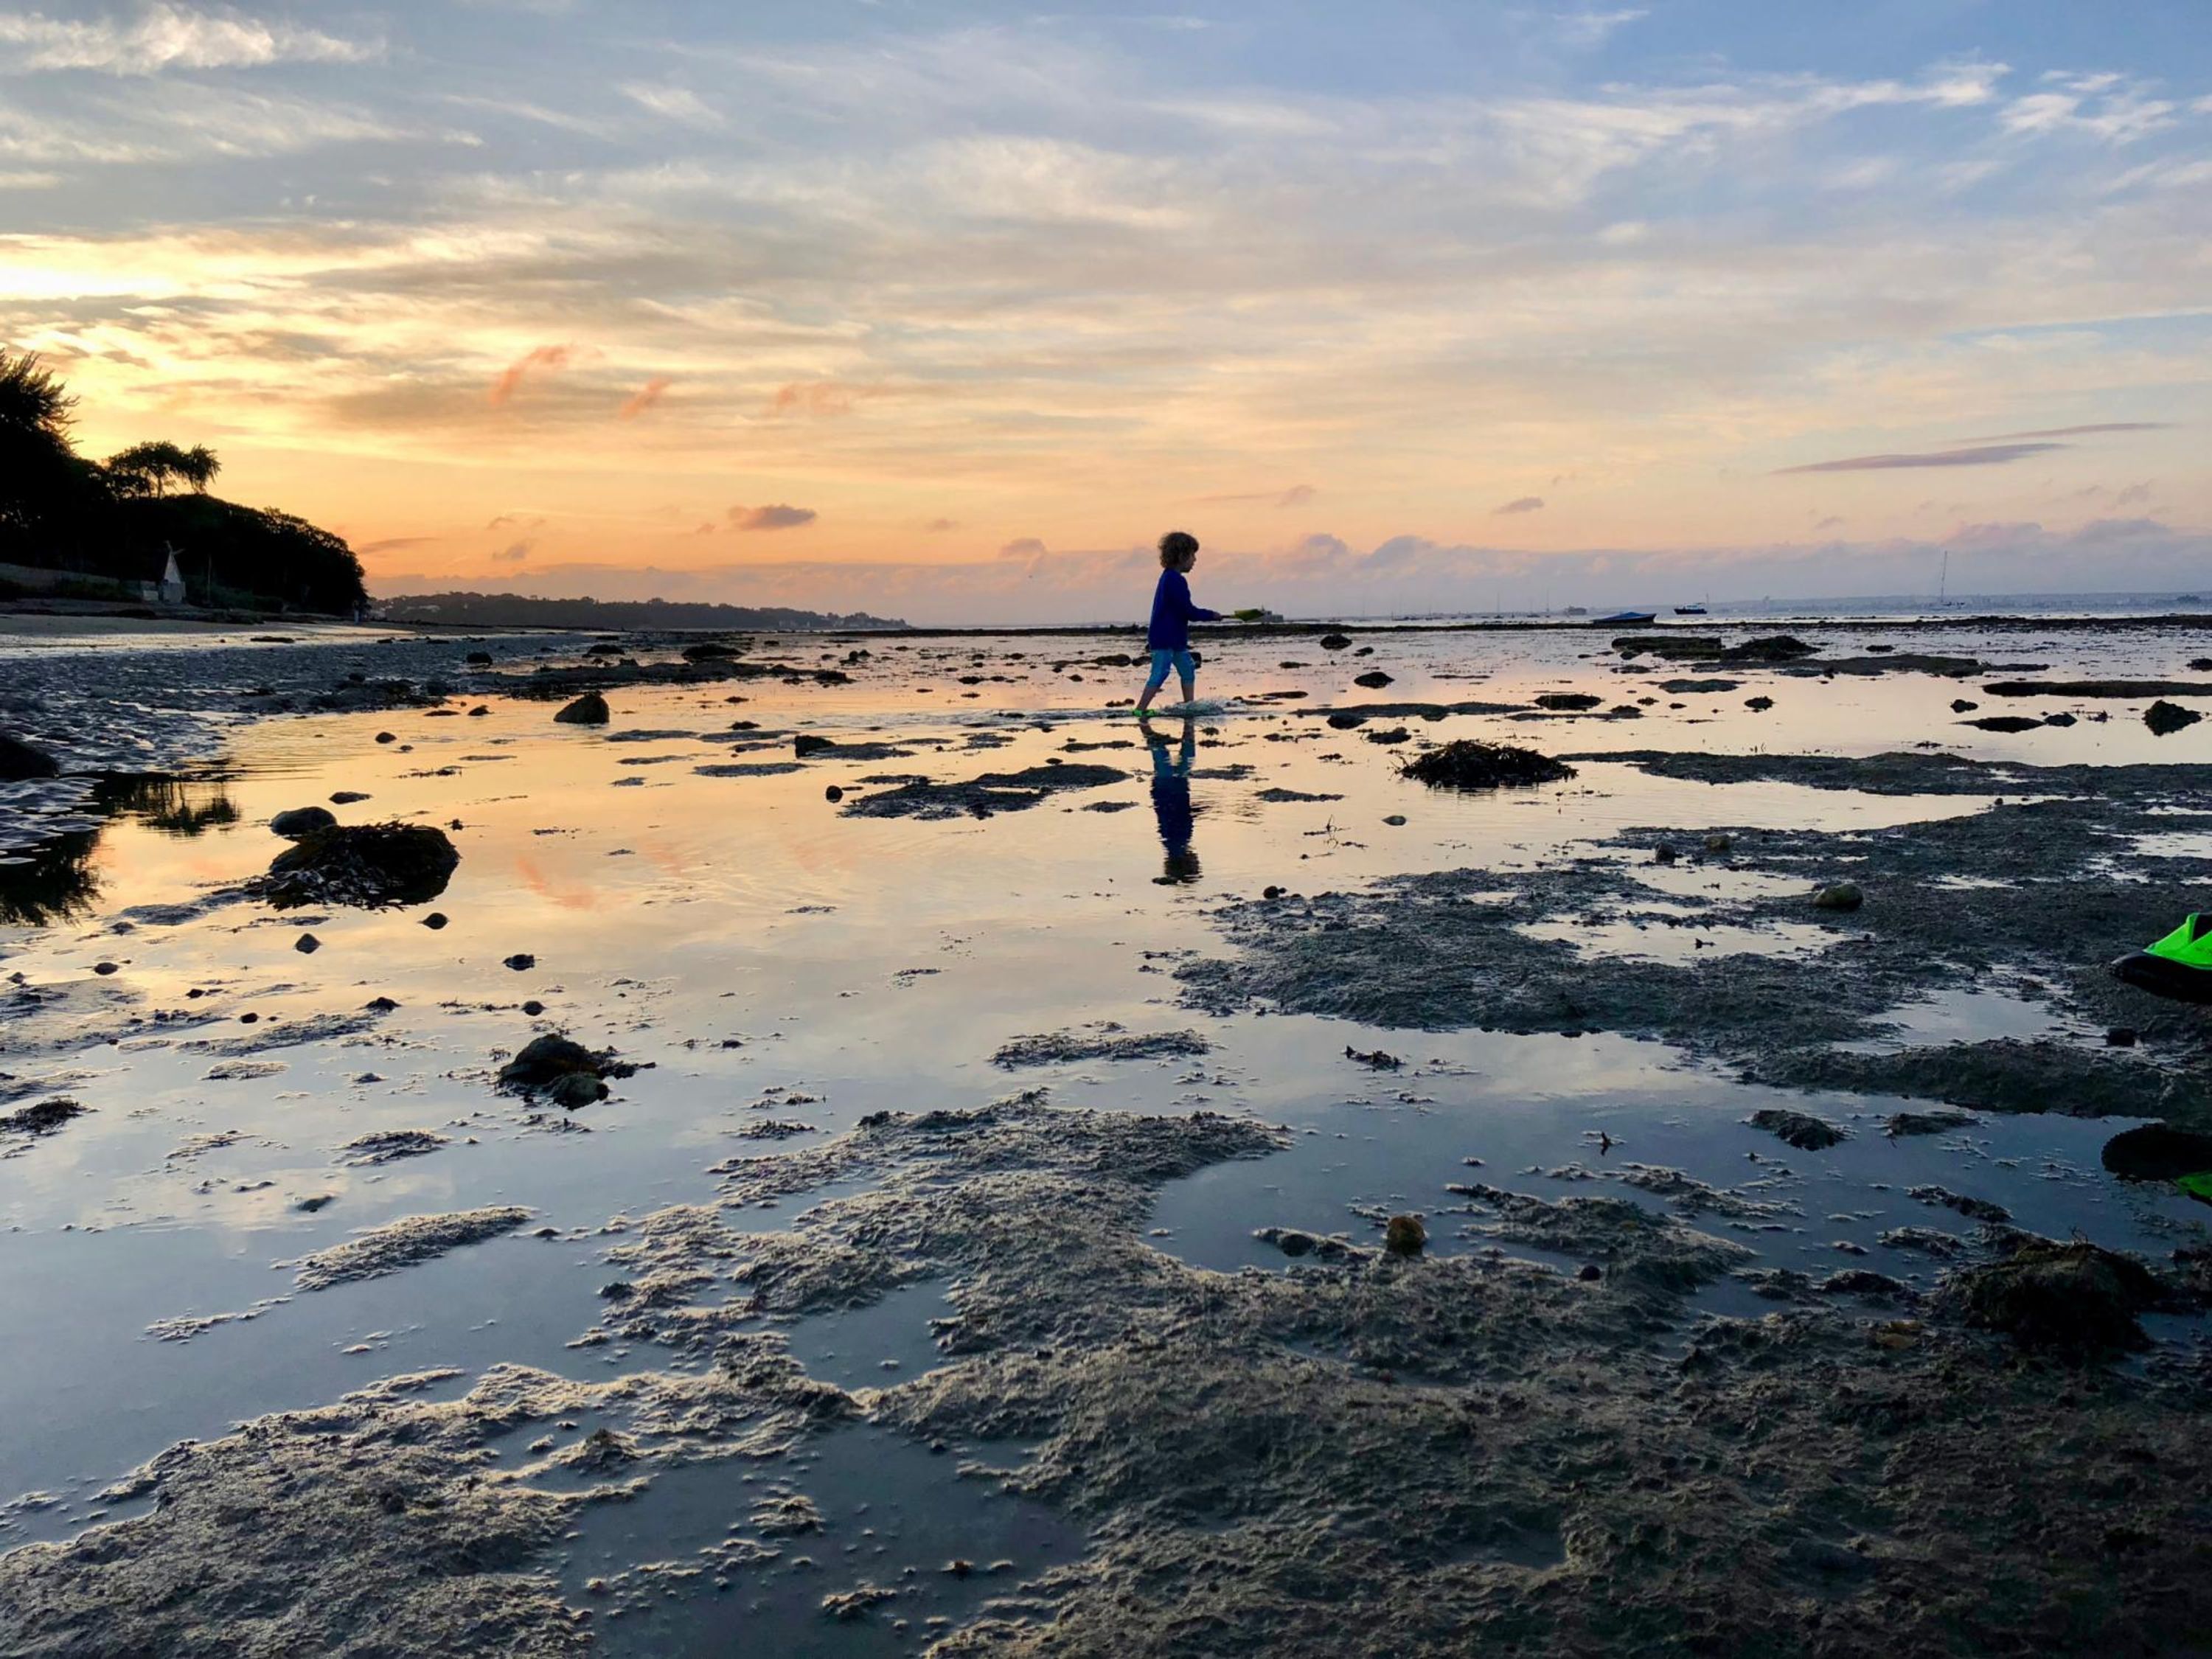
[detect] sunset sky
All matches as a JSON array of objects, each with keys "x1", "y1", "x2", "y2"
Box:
[{"x1": 3, "y1": 1, "x2": 2208, "y2": 622}]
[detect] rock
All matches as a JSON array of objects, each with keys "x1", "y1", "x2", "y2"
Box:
[
  {"x1": 270, "y1": 806, "x2": 338, "y2": 839},
  {"x1": 548, "y1": 1073, "x2": 608, "y2": 1109},
  {"x1": 521, "y1": 1000, "x2": 545, "y2": 1016},
  {"x1": 1383, "y1": 1214, "x2": 1426, "y2": 1256},
  {"x1": 504, "y1": 953, "x2": 535, "y2": 972},
  {"x1": 1812, "y1": 882, "x2": 1863, "y2": 911},
  {"x1": 329, "y1": 790, "x2": 371, "y2": 804},
  {"x1": 1262, "y1": 886, "x2": 1285, "y2": 900},
  {"x1": 1719, "y1": 635, "x2": 1817, "y2": 662},
  {"x1": 1950, "y1": 699, "x2": 1978, "y2": 712},
  {"x1": 375, "y1": 731, "x2": 396, "y2": 745},
  {"x1": 422, "y1": 912, "x2": 449, "y2": 930},
  {"x1": 1963, "y1": 715, "x2": 2042, "y2": 733},
  {"x1": 825, "y1": 785, "x2": 844, "y2": 803},
  {"x1": 1399, "y1": 741, "x2": 1576, "y2": 790},
  {"x1": 497, "y1": 1033, "x2": 625, "y2": 1100},
  {"x1": 1654, "y1": 844, "x2": 1677, "y2": 864},
  {"x1": 2100, "y1": 1124, "x2": 2212, "y2": 1182},
  {"x1": 2144, "y1": 700, "x2": 2202, "y2": 737},
  {"x1": 467, "y1": 706, "x2": 489, "y2": 717},
  {"x1": 1943, "y1": 1237, "x2": 2163, "y2": 1354},
  {"x1": 1884, "y1": 1110, "x2": 1975, "y2": 1137},
  {"x1": 1747, "y1": 1108, "x2": 1847, "y2": 1150},
  {"x1": 252, "y1": 824, "x2": 459, "y2": 909},
  {"x1": 1363, "y1": 726, "x2": 1411, "y2": 745},
  {"x1": 465, "y1": 651, "x2": 493, "y2": 666},
  {"x1": 793, "y1": 734, "x2": 834, "y2": 758},
  {"x1": 1382, "y1": 814, "x2": 1407, "y2": 827},
  {"x1": 554, "y1": 692, "x2": 610, "y2": 725},
  {"x1": 1910, "y1": 1185, "x2": 2010, "y2": 1223},
  {"x1": 1326, "y1": 712, "x2": 1366, "y2": 729},
  {"x1": 1318, "y1": 633, "x2": 1352, "y2": 650},
  {"x1": 1352, "y1": 671, "x2": 1394, "y2": 689},
  {"x1": 1576, "y1": 1263, "x2": 1602, "y2": 1282},
  {"x1": 294, "y1": 1193, "x2": 336, "y2": 1213},
  {"x1": 0, "y1": 734, "x2": 61, "y2": 781},
  {"x1": 294, "y1": 933, "x2": 321, "y2": 955},
  {"x1": 2042, "y1": 712, "x2": 2076, "y2": 728},
  {"x1": 93, "y1": 961, "x2": 119, "y2": 975},
  {"x1": 2105, "y1": 1026, "x2": 2138, "y2": 1048},
  {"x1": 364, "y1": 996, "x2": 400, "y2": 1012},
  {"x1": 1534, "y1": 692, "x2": 1601, "y2": 712},
  {"x1": 1745, "y1": 695, "x2": 1775, "y2": 711},
  {"x1": 1878, "y1": 1225, "x2": 1964, "y2": 1256},
  {"x1": 1703, "y1": 834, "x2": 1733, "y2": 853}
]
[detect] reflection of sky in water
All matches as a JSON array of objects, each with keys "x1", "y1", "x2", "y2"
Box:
[{"x1": 1, "y1": 621, "x2": 2207, "y2": 1565}]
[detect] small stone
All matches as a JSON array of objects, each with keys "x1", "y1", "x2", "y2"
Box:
[
  {"x1": 1812, "y1": 881, "x2": 1864, "y2": 911},
  {"x1": 1745, "y1": 695, "x2": 1774, "y2": 711},
  {"x1": 2107, "y1": 1026, "x2": 2138, "y2": 1048},
  {"x1": 522, "y1": 1000, "x2": 546, "y2": 1017},
  {"x1": 1384, "y1": 1214, "x2": 1426, "y2": 1256},
  {"x1": 270, "y1": 806, "x2": 337, "y2": 839},
  {"x1": 504, "y1": 953, "x2": 535, "y2": 971},
  {"x1": 375, "y1": 731, "x2": 396, "y2": 744},
  {"x1": 1654, "y1": 844, "x2": 1677, "y2": 864},
  {"x1": 825, "y1": 785, "x2": 844, "y2": 802},
  {"x1": 93, "y1": 961, "x2": 119, "y2": 976},
  {"x1": 1576, "y1": 1263, "x2": 1602, "y2": 1282},
  {"x1": 549, "y1": 1072, "x2": 608, "y2": 1109},
  {"x1": 1703, "y1": 833, "x2": 1733, "y2": 853},
  {"x1": 1382, "y1": 814, "x2": 1407, "y2": 827},
  {"x1": 554, "y1": 692, "x2": 610, "y2": 726},
  {"x1": 294, "y1": 933, "x2": 321, "y2": 955},
  {"x1": 422, "y1": 913, "x2": 449, "y2": 930},
  {"x1": 793, "y1": 734, "x2": 834, "y2": 758}
]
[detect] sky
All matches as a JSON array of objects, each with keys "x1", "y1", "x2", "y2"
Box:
[{"x1": 2, "y1": 1, "x2": 2208, "y2": 623}]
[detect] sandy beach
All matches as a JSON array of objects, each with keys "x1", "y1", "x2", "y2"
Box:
[{"x1": 1, "y1": 614, "x2": 2208, "y2": 1655}]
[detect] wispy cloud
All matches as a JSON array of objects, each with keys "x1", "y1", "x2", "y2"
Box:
[
  {"x1": 1492, "y1": 495, "x2": 1545, "y2": 515},
  {"x1": 1975, "y1": 422, "x2": 2171, "y2": 440},
  {"x1": 1777, "y1": 442, "x2": 2068, "y2": 473},
  {"x1": 617, "y1": 82, "x2": 723, "y2": 129},
  {"x1": 727, "y1": 503, "x2": 816, "y2": 532},
  {"x1": 1192, "y1": 483, "x2": 1318, "y2": 507},
  {"x1": 617, "y1": 377, "x2": 672, "y2": 419},
  {"x1": 0, "y1": 4, "x2": 378, "y2": 75},
  {"x1": 490, "y1": 345, "x2": 576, "y2": 407}
]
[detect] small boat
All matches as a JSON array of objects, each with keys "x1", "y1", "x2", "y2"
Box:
[
  {"x1": 1674, "y1": 605, "x2": 1707, "y2": 616},
  {"x1": 1561, "y1": 605, "x2": 1587, "y2": 616},
  {"x1": 1591, "y1": 610, "x2": 1656, "y2": 626}
]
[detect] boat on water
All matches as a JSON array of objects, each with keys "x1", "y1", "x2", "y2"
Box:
[
  {"x1": 1591, "y1": 610, "x2": 1657, "y2": 626},
  {"x1": 1674, "y1": 604, "x2": 1707, "y2": 616}
]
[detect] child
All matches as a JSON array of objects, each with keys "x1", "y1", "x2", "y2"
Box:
[{"x1": 1135, "y1": 529, "x2": 1220, "y2": 714}]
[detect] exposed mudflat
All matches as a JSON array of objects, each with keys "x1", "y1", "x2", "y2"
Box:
[{"x1": 2, "y1": 611, "x2": 2209, "y2": 1655}]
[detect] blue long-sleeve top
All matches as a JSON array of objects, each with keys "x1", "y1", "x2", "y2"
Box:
[{"x1": 1146, "y1": 568, "x2": 1220, "y2": 652}]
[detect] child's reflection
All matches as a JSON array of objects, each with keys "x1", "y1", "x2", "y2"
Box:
[{"x1": 1141, "y1": 712, "x2": 1201, "y2": 885}]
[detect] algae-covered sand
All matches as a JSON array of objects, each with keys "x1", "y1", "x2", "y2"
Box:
[{"x1": 1, "y1": 616, "x2": 2208, "y2": 1655}]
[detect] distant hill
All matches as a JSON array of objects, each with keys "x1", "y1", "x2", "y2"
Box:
[{"x1": 376, "y1": 591, "x2": 910, "y2": 632}]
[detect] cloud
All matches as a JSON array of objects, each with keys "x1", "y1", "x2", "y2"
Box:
[
  {"x1": 768, "y1": 380, "x2": 894, "y2": 417},
  {"x1": 0, "y1": 4, "x2": 377, "y2": 75},
  {"x1": 1553, "y1": 9, "x2": 1647, "y2": 50},
  {"x1": 727, "y1": 503, "x2": 816, "y2": 532},
  {"x1": 358, "y1": 535, "x2": 437, "y2": 554},
  {"x1": 485, "y1": 512, "x2": 545, "y2": 530},
  {"x1": 618, "y1": 82, "x2": 723, "y2": 130},
  {"x1": 490, "y1": 345, "x2": 576, "y2": 408},
  {"x1": 1193, "y1": 483, "x2": 1319, "y2": 507},
  {"x1": 1975, "y1": 422, "x2": 2171, "y2": 440},
  {"x1": 491, "y1": 540, "x2": 532, "y2": 563},
  {"x1": 1493, "y1": 495, "x2": 1545, "y2": 515},
  {"x1": 2000, "y1": 75, "x2": 2177, "y2": 144},
  {"x1": 1812, "y1": 515, "x2": 1844, "y2": 532},
  {"x1": 999, "y1": 535, "x2": 1050, "y2": 577},
  {"x1": 617, "y1": 377, "x2": 672, "y2": 419},
  {"x1": 922, "y1": 518, "x2": 959, "y2": 533},
  {"x1": 1776, "y1": 442, "x2": 2067, "y2": 474}
]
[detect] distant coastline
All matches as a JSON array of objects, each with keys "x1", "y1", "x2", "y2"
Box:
[{"x1": 374, "y1": 590, "x2": 908, "y2": 632}]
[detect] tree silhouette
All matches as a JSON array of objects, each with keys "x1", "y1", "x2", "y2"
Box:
[
  {"x1": 105, "y1": 440, "x2": 200, "y2": 498},
  {"x1": 0, "y1": 350, "x2": 74, "y2": 439}
]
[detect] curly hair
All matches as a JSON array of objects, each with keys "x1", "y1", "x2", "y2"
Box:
[{"x1": 1158, "y1": 529, "x2": 1200, "y2": 568}]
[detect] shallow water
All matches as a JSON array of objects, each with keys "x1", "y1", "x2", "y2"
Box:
[{"x1": 3, "y1": 618, "x2": 2209, "y2": 1619}]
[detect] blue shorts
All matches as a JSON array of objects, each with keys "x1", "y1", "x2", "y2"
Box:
[{"x1": 1144, "y1": 648, "x2": 1197, "y2": 691}]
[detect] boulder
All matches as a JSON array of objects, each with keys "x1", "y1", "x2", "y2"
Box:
[
  {"x1": 1352, "y1": 670, "x2": 1394, "y2": 689},
  {"x1": 2100, "y1": 1123, "x2": 2212, "y2": 1183},
  {"x1": 1812, "y1": 882, "x2": 1863, "y2": 911},
  {"x1": 269, "y1": 806, "x2": 338, "y2": 840},
  {"x1": 0, "y1": 734, "x2": 60, "y2": 781},
  {"x1": 554, "y1": 692, "x2": 611, "y2": 725},
  {"x1": 1384, "y1": 1214, "x2": 1427, "y2": 1256},
  {"x1": 1318, "y1": 633, "x2": 1352, "y2": 650},
  {"x1": 1534, "y1": 692, "x2": 1601, "y2": 712},
  {"x1": 1747, "y1": 1108, "x2": 1846, "y2": 1150},
  {"x1": 253, "y1": 824, "x2": 459, "y2": 909},
  {"x1": 2144, "y1": 700, "x2": 2202, "y2": 737},
  {"x1": 1943, "y1": 1237, "x2": 2164, "y2": 1355},
  {"x1": 497, "y1": 1033, "x2": 625, "y2": 1104},
  {"x1": 793, "y1": 734, "x2": 834, "y2": 758}
]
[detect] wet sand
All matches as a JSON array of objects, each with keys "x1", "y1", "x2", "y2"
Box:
[{"x1": 1, "y1": 616, "x2": 2208, "y2": 1655}]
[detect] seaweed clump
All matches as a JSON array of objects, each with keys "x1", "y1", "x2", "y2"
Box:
[
  {"x1": 251, "y1": 823, "x2": 459, "y2": 909},
  {"x1": 497, "y1": 1034, "x2": 630, "y2": 1106},
  {"x1": 1399, "y1": 741, "x2": 1576, "y2": 790}
]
